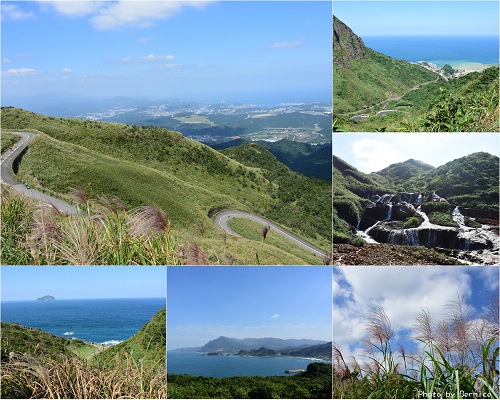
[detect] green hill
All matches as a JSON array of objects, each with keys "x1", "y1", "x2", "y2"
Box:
[
  {"x1": 1, "y1": 108, "x2": 331, "y2": 264},
  {"x1": 95, "y1": 307, "x2": 165, "y2": 368},
  {"x1": 376, "y1": 159, "x2": 435, "y2": 191},
  {"x1": 0, "y1": 322, "x2": 97, "y2": 362},
  {"x1": 333, "y1": 15, "x2": 437, "y2": 114},
  {"x1": 401, "y1": 66, "x2": 500, "y2": 132},
  {"x1": 1, "y1": 315, "x2": 166, "y2": 398},
  {"x1": 419, "y1": 152, "x2": 499, "y2": 209},
  {"x1": 212, "y1": 140, "x2": 332, "y2": 180}
]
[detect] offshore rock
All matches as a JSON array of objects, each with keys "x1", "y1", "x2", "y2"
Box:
[{"x1": 333, "y1": 15, "x2": 365, "y2": 69}]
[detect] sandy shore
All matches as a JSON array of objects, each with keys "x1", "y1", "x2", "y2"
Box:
[{"x1": 448, "y1": 61, "x2": 496, "y2": 71}]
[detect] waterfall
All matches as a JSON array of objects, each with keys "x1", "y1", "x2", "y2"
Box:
[
  {"x1": 416, "y1": 193, "x2": 422, "y2": 204},
  {"x1": 386, "y1": 229, "x2": 420, "y2": 246},
  {"x1": 452, "y1": 206, "x2": 466, "y2": 226},
  {"x1": 386, "y1": 204, "x2": 392, "y2": 221},
  {"x1": 356, "y1": 219, "x2": 361, "y2": 230}
]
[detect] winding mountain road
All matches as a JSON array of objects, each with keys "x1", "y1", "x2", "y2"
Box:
[
  {"x1": 1, "y1": 131, "x2": 80, "y2": 214},
  {"x1": 340, "y1": 78, "x2": 439, "y2": 117},
  {"x1": 2, "y1": 132, "x2": 328, "y2": 258},
  {"x1": 214, "y1": 210, "x2": 327, "y2": 258}
]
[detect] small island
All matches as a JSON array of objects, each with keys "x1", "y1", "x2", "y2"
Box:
[{"x1": 36, "y1": 295, "x2": 55, "y2": 302}]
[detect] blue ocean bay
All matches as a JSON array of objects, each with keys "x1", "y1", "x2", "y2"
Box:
[
  {"x1": 1, "y1": 297, "x2": 165, "y2": 345},
  {"x1": 167, "y1": 352, "x2": 331, "y2": 378},
  {"x1": 363, "y1": 35, "x2": 499, "y2": 67}
]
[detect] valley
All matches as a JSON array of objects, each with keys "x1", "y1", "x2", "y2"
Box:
[
  {"x1": 0, "y1": 108, "x2": 331, "y2": 266},
  {"x1": 333, "y1": 152, "x2": 499, "y2": 265},
  {"x1": 332, "y1": 15, "x2": 500, "y2": 132}
]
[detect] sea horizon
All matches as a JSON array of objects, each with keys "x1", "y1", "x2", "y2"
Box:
[
  {"x1": 2, "y1": 296, "x2": 165, "y2": 302},
  {"x1": 362, "y1": 34, "x2": 499, "y2": 68},
  {"x1": 1, "y1": 297, "x2": 165, "y2": 345}
]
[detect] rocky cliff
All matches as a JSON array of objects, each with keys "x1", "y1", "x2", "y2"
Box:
[{"x1": 332, "y1": 15, "x2": 365, "y2": 69}]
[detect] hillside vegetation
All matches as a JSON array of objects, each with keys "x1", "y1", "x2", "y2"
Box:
[
  {"x1": 167, "y1": 362, "x2": 332, "y2": 399},
  {"x1": 1, "y1": 314, "x2": 166, "y2": 399},
  {"x1": 333, "y1": 47, "x2": 437, "y2": 114},
  {"x1": 95, "y1": 307, "x2": 165, "y2": 368},
  {"x1": 211, "y1": 140, "x2": 332, "y2": 180},
  {"x1": 1, "y1": 108, "x2": 331, "y2": 264}
]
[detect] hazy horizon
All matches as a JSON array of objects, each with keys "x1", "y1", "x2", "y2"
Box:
[
  {"x1": 1, "y1": 1, "x2": 331, "y2": 102},
  {"x1": 1, "y1": 266, "x2": 166, "y2": 301}
]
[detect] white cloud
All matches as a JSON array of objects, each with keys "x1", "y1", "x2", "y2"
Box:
[
  {"x1": 90, "y1": 1, "x2": 215, "y2": 30},
  {"x1": 159, "y1": 64, "x2": 183, "y2": 69},
  {"x1": 352, "y1": 138, "x2": 406, "y2": 173},
  {"x1": 61, "y1": 67, "x2": 73, "y2": 73},
  {"x1": 2, "y1": 58, "x2": 13, "y2": 64},
  {"x1": 334, "y1": 266, "x2": 474, "y2": 361},
  {"x1": 268, "y1": 41, "x2": 304, "y2": 49},
  {"x1": 1, "y1": 4, "x2": 35, "y2": 21},
  {"x1": 271, "y1": 314, "x2": 280, "y2": 319},
  {"x1": 117, "y1": 54, "x2": 174, "y2": 63},
  {"x1": 139, "y1": 37, "x2": 155, "y2": 43},
  {"x1": 2, "y1": 68, "x2": 42, "y2": 77},
  {"x1": 41, "y1": 1, "x2": 105, "y2": 17}
]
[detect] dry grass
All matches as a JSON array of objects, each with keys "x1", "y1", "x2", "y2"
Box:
[
  {"x1": 1, "y1": 352, "x2": 166, "y2": 399},
  {"x1": 1, "y1": 186, "x2": 179, "y2": 265},
  {"x1": 333, "y1": 293, "x2": 499, "y2": 399}
]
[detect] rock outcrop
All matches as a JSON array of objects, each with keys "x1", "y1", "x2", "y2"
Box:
[{"x1": 332, "y1": 15, "x2": 365, "y2": 69}]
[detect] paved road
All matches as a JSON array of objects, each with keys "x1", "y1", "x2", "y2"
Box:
[
  {"x1": 375, "y1": 110, "x2": 411, "y2": 117},
  {"x1": 214, "y1": 210, "x2": 327, "y2": 258},
  {"x1": 1, "y1": 131, "x2": 80, "y2": 215},
  {"x1": 340, "y1": 78, "x2": 439, "y2": 117}
]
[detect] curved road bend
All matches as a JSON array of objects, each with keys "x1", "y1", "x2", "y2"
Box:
[
  {"x1": 214, "y1": 210, "x2": 327, "y2": 258},
  {"x1": 1, "y1": 131, "x2": 80, "y2": 215}
]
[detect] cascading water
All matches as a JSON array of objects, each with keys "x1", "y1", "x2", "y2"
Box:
[
  {"x1": 452, "y1": 206, "x2": 466, "y2": 226},
  {"x1": 385, "y1": 204, "x2": 392, "y2": 221}
]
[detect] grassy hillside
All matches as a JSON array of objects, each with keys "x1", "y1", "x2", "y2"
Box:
[
  {"x1": 1, "y1": 108, "x2": 331, "y2": 264},
  {"x1": 333, "y1": 46, "x2": 437, "y2": 114},
  {"x1": 1, "y1": 132, "x2": 19, "y2": 154},
  {"x1": 95, "y1": 307, "x2": 165, "y2": 368},
  {"x1": 211, "y1": 139, "x2": 332, "y2": 180},
  {"x1": 1, "y1": 322, "x2": 97, "y2": 362},
  {"x1": 1, "y1": 317, "x2": 165, "y2": 398},
  {"x1": 335, "y1": 66, "x2": 499, "y2": 132}
]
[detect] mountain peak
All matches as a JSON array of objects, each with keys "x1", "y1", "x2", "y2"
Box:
[{"x1": 332, "y1": 15, "x2": 365, "y2": 69}]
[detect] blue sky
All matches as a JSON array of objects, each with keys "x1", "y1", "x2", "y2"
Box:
[
  {"x1": 333, "y1": 132, "x2": 500, "y2": 173},
  {"x1": 334, "y1": 265, "x2": 499, "y2": 363},
  {"x1": 1, "y1": 266, "x2": 166, "y2": 301},
  {"x1": 167, "y1": 266, "x2": 332, "y2": 350},
  {"x1": 1, "y1": 1, "x2": 331, "y2": 104},
  {"x1": 334, "y1": 1, "x2": 499, "y2": 37}
]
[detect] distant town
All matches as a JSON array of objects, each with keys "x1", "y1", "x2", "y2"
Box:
[
  {"x1": 410, "y1": 61, "x2": 494, "y2": 80},
  {"x1": 73, "y1": 101, "x2": 332, "y2": 144}
]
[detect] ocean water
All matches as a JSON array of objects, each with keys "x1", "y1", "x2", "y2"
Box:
[
  {"x1": 363, "y1": 35, "x2": 499, "y2": 68},
  {"x1": 167, "y1": 352, "x2": 331, "y2": 378},
  {"x1": 1, "y1": 297, "x2": 165, "y2": 345}
]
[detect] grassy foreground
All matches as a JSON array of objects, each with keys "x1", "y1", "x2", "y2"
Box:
[{"x1": 1, "y1": 308, "x2": 166, "y2": 398}]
